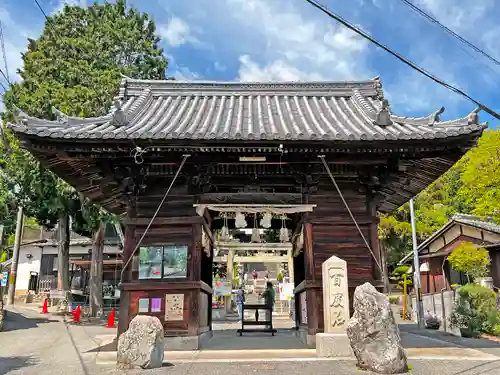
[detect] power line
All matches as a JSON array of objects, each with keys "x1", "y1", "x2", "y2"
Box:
[
  {"x1": 303, "y1": 0, "x2": 500, "y2": 121},
  {"x1": 33, "y1": 0, "x2": 49, "y2": 20},
  {"x1": 0, "y1": 22, "x2": 10, "y2": 86},
  {"x1": 398, "y1": 0, "x2": 500, "y2": 69}
]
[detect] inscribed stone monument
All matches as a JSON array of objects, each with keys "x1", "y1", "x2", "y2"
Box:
[{"x1": 316, "y1": 255, "x2": 353, "y2": 357}]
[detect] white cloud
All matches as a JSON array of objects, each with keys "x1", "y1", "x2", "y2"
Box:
[
  {"x1": 165, "y1": 53, "x2": 202, "y2": 81},
  {"x1": 214, "y1": 61, "x2": 226, "y2": 72},
  {"x1": 174, "y1": 66, "x2": 202, "y2": 81},
  {"x1": 386, "y1": 55, "x2": 469, "y2": 116},
  {"x1": 158, "y1": 17, "x2": 197, "y2": 48},
  {"x1": 415, "y1": 0, "x2": 494, "y2": 32},
  {"x1": 0, "y1": 7, "x2": 38, "y2": 84},
  {"x1": 238, "y1": 55, "x2": 323, "y2": 82},
  {"x1": 223, "y1": 0, "x2": 370, "y2": 82}
]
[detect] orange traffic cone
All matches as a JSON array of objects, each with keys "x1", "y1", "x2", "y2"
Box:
[
  {"x1": 106, "y1": 308, "x2": 115, "y2": 328},
  {"x1": 72, "y1": 305, "x2": 81, "y2": 323},
  {"x1": 40, "y1": 298, "x2": 49, "y2": 314}
]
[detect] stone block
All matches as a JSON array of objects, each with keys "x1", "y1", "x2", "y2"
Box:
[
  {"x1": 316, "y1": 333, "x2": 353, "y2": 357},
  {"x1": 117, "y1": 315, "x2": 165, "y2": 370}
]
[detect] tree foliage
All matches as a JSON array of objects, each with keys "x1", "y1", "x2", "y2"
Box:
[
  {"x1": 379, "y1": 129, "x2": 500, "y2": 267},
  {"x1": 0, "y1": 0, "x2": 168, "y2": 227},
  {"x1": 0, "y1": 0, "x2": 168, "y2": 291},
  {"x1": 3, "y1": 0, "x2": 167, "y2": 119},
  {"x1": 447, "y1": 241, "x2": 490, "y2": 280}
]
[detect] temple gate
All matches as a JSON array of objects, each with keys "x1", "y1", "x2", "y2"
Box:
[{"x1": 8, "y1": 77, "x2": 486, "y2": 348}]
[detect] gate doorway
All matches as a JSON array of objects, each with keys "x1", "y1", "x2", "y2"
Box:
[{"x1": 195, "y1": 203, "x2": 315, "y2": 350}]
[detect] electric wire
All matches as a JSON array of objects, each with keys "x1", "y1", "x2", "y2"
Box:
[
  {"x1": 33, "y1": 0, "x2": 49, "y2": 20},
  {"x1": 303, "y1": 0, "x2": 500, "y2": 121},
  {"x1": 398, "y1": 0, "x2": 500, "y2": 69},
  {"x1": 0, "y1": 21, "x2": 10, "y2": 87},
  {"x1": 397, "y1": 0, "x2": 499, "y2": 80}
]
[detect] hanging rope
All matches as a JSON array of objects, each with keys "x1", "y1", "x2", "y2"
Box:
[
  {"x1": 318, "y1": 155, "x2": 383, "y2": 274},
  {"x1": 119, "y1": 154, "x2": 191, "y2": 285}
]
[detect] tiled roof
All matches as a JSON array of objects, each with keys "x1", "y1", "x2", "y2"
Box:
[
  {"x1": 7, "y1": 77, "x2": 487, "y2": 141},
  {"x1": 452, "y1": 214, "x2": 500, "y2": 235},
  {"x1": 399, "y1": 214, "x2": 500, "y2": 264}
]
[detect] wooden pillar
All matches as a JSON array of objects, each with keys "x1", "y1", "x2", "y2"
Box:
[
  {"x1": 117, "y1": 200, "x2": 137, "y2": 337},
  {"x1": 367, "y1": 195, "x2": 382, "y2": 284},
  {"x1": 287, "y1": 248, "x2": 294, "y2": 283},
  {"x1": 225, "y1": 248, "x2": 234, "y2": 313}
]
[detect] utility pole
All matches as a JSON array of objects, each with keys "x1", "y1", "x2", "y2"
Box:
[
  {"x1": 409, "y1": 198, "x2": 425, "y2": 328},
  {"x1": 7, "y1": 206, "x2": 24, "y2": 305}
]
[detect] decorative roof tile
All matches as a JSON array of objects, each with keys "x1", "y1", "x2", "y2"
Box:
[{"x1": 7, "y1": 77, "x2": 487, "y2": 141}]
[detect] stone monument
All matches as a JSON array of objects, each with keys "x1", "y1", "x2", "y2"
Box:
[{"x1": 316, "y1": 255, "x2": 353, "y2": 357}]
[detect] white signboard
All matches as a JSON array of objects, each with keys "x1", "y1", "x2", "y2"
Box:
[
  {"x1": 213, "y1": 279, "x2": 232, "y2": 297},
  {"x1": 279, "y1": 283, "x2": 294, "y2": 301}
]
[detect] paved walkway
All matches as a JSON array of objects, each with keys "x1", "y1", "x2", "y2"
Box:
[{"x1": 2, "y1": 306, "x2": 500, "y2": 375}]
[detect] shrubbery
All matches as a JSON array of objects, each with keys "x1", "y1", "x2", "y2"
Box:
[
  {"x1": 388, "y1": 295, "x2": 400, "y2": 305},
  {"x1": 449, "y1": 283, "x2": 500, "y2": 337}
]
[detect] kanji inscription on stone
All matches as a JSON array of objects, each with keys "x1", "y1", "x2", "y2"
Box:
[{"x1": 322, "y1": 255, "x2": 350, "y2": 333}]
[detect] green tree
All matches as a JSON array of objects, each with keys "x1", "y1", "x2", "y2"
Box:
[
  {"x1": 447, "y1": 241, "x2": 490, "y2": 281},
  {"x1": 379, "y1": 129, "x2": 500, "y2": 268},
  {"x1": 458, "y1": 130, "x2": 500, "y2": 222},
  {"x1": 1, "y1": 0, "x2": 168, "y2": 296}
]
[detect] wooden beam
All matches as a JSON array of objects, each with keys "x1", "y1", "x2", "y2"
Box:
[{"x1": 124, "y1": 216, "x2": 204, "y2": 226}]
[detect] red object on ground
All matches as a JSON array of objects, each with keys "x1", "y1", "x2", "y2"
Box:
[
  {"x1": 40, "y1": 298, "x2": 49, "y2": 314},
  {"x1": 106, "y1": 308, "x2": 115, "y2": 328},
  {"x1": 72, "y1": 305, "x2": 81, "y2": 323}
]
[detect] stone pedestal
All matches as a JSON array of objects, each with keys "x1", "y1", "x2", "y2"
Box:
[
  {"x1": 316, "y1": 255, "x2": 352, "y2": 357},
  {"x1": 316, "y1": 333, "x2": 353, "y2": 357}
]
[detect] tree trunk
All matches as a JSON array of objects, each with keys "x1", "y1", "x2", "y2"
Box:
[
  {"x1": 57, "y1": 213, "x2": 70, "y2": 293},
  {"x1": 89, "y1": 221, "x2": 105, "y2": 317}
]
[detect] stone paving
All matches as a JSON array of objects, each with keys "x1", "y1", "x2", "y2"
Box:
[{"x1": 1, "y1": 305, "x2": 500, "y2": 375}]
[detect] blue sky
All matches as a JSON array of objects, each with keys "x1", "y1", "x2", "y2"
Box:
[{"x1": 0, "y1": 0, "x2": 499, "y2": 127}]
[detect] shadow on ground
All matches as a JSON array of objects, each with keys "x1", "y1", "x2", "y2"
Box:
[
  {"x1": 201, "y1": 328, "x2": 307, "y2": 351},
  {"x1": 0, "y1": 356, "x2": 38, "y2": 375},
  {"x1": 400, "y1": 323, "x2": 500, "y2": 349},
  {"x1": 2, "y1": 311, "x2": 59, "y2": 332}
]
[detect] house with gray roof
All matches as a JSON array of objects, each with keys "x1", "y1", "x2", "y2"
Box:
[{"x1": 400, "y1": 214, "x2": 500, "y2": 293}]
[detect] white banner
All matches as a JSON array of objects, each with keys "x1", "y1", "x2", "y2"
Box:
[{"x1": 279, "y1": 283, "x2": 294, "y2": 301}]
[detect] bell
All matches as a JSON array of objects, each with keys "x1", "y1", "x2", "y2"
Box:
[
  {"x1": 260, "y1": 212, "x2": 272, "y2": 229},
  {"x1": 279, "y1": 227, "x2": 289, "y2": 242},
  {"x1": 221, "y1": 226, "x2": 230, "y2": 241},
  {"x1": 251, "y1": 228, "x2": 262, "y2": 243},
  {"x1": 235, "y1": 212, "x2": 247, "y2": 228}
]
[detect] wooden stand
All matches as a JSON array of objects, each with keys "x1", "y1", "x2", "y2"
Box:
[{"x1": 237, "y1": 303, "x2": 277, "y2": 336}]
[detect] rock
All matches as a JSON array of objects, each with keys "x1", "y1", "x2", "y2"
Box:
[
  {"x1": 424, "y1": 310, "x2": 440, "y2": 330},
  {"x1": 346, "y1": 283, "x2": 408, "y2": 374},
  {"x1": 57, "y1": 299, "x2": 69, "y2": 313},
  {"x1": 117, "y1": 315, "x2": 164, "y2": 369}
]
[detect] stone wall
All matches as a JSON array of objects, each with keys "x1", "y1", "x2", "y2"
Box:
[{"x1": 411, "y1": 290, "x2": 459, "y2": 335}]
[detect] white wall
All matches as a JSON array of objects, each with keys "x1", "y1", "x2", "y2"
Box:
[
  {"x1": 14, "y1": 243, "x2": 121, "y2": 292},
  {"x1": 15, "y1": 246, "x2": 42, "y2": 292}
]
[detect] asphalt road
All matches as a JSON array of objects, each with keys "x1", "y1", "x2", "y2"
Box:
[{"x1": 1, "y1": 306, "x2": 500, "y2": 375}]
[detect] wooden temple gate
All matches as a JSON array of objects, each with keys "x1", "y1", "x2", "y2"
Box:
[{"x1": 8, "y1": 77, "x2": 486, "y2": 348}]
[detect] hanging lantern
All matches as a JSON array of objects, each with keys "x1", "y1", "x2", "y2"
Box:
[
  {"x1": 251, "y1": 214, "x2": 262, "y2": 243},
  {"x1": 235, "y1": 212, "x2": 247, "y2": 228},
  {"x1": 221, "y1": 214, "x2": 230, "y2": 241},
  {"x1": 260, "y1": 212, "x2": 272, "y2": 229},
  {"x1": 279, "y1": 214, "x2": 289, "y2": 242}
]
